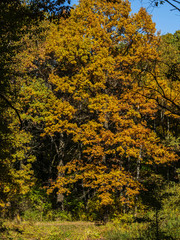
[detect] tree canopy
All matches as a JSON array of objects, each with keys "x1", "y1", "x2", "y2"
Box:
[{"x1": 0, "y1": 0, "x2": 179, "y2": 223}]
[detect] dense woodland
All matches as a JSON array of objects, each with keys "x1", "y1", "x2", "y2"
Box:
[{"x1": 0, "y1": 0, "x2": 179, "y2": 239}]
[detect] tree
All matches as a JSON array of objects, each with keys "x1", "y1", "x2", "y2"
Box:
[
  {"x1": 0, "y1": 0, "x2": 35, "y2": 214},
  {"x1": 17, "y1": 0, "x2": 178, "y2": 217},
  {"x1": 136, "y1": 31, "x2": 180, "y2": 118},
  {"x1": 0, "y1": 0, "x2": 75, "y2": 215},
  {"x1": 0, "y1": 0, "x2": 70, "y2": 215},
  {"x1": 28, "y1": 0, "x2": 72, "y2": 20}
]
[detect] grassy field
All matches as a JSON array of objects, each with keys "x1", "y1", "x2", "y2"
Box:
[
  {"x1": 0, "y1": 220, "x2": 145, "y2": 240},
  {"x1": 0, "y1": 221, "x2": 109, "y2": 240},
  {"x1": 0, "y1": 214, "x2": 179, "y2": 240}
]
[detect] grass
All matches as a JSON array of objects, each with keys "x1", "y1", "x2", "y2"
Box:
[
  {"x1": 0, "y1": 220, "x2": 143, "y2": 240},
  {"x1": 0, "y1": 215, "x2": 179, "y2": 240},
  {"x1": 0, "y1": 220, "x2": 108, "y2": 240}
]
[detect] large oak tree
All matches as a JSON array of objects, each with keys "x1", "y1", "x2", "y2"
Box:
[{"x1": 17, "y1": 0, "x2": 178, "y2": 216}]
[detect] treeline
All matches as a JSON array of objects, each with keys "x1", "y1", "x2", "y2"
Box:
[{"x1": 0, "y1": 0, "x2": 179, "y2": 225}]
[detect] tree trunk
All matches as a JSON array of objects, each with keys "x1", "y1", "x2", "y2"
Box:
[{"x1": 135, "y1": 146, "x2": 142, "y2": 216}]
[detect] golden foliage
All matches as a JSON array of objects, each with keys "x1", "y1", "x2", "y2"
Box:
[{"x1": 17, "y1": 0, "x2": 178, "y2": 207}]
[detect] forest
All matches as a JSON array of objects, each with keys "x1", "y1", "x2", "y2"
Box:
[{"x1": 0, "y1": 0, "x2": 179, "y2": 239}]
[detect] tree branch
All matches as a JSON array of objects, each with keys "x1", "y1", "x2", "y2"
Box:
[
  {"x1": 0, "y1": 93, "x2": 23, "y2": 129},
  {"x1": 165, "y1": 0, "x2": 180, "y2": 11}
]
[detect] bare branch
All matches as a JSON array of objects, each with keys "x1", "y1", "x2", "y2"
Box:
[
  {"x1": 0, "y1": 93, "x2": 23, "y2": 129},
  {"x1": 165, "y1": 0, "x2": 180, "y2": 11}
]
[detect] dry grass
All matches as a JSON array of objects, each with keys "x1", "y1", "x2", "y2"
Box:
[{"x1": 0, "y1": 220, "x2": 110, "y2": 240}]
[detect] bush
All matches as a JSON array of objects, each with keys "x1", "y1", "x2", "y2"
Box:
[
  {"x1": 51, "y1": 210, "x2": 72, "y2": 221},
  {"x1": 21, "y1": 186, "x2": 52, "y2": 221},
  {"x1": 23, "y1": 209, "x2": 43, "y2": 221}
]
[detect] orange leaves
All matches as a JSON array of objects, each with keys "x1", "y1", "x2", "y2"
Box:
[
  {"x1": 16, "y1": 0, "x2": 179, "y2": 209},
  {"x1": 50, "y1": 159, "x2": 141, "y2": 206},
  {"x1": 43, "y1": 0, "x2": 178, "y2": 206},
  {"x1": 132, "y1": 8, "x2": 156, "y2": 35},
  {"x1": 49, "y1": 74, "x2": 76, "y2": 94}
]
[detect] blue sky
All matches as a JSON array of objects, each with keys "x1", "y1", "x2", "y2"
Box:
[
  {"x1": 70, "y1": 0, "x2": 180, "y2": 35},
  {"x1": 130, "y1": 0, "x2": 180, "y2": 35}
]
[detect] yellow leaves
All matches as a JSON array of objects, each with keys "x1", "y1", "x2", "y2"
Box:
[
  {"x1": 3, "y1": 186, "x2": 11, "y2": 193},
  {"x1": 85, "y1": 145, "x2": 104, "y2": 157},
  {"x1": 99, "y1": 192, "x2": 114, "y2": 206},
  {"x1": 132, "y1": 8, "x2": 156, "y2": 35},
  {"x1": 0, "y1": 200, "x2": 10, "y2": 209},
  {"x1": 13, "y1": 0, "x2": 179, "y2": 211},
  {"x1": 0, "y1": 92, "x2": 36, "y2": 206},
  {"x1": 49, "y1": 74, "x2": 76, "y2": 94},
  {"x1": 46, "y1": 21, "x2": 92, "y2": 67},
  {"x1": 151, "y1": 145, "x2": 178, "y2": 165},
  {"x1": 91, "y1": 167, "x2": 141, "y2": 205},
  {"x1": 51, "y1": 155, "x2": 143, "y2": 205},
  {"x1": 126, "y1": 147, "x2": 139, "y2": 159},
  {"x1": 76, "y1": 120, "x2": 102, "y2": 142},
  {"x1": 89, "y1": 94, "x2": 120, "y2": 115},
  {"x1": 116, "y1": 146, "x2": 125, "y2": 156}
]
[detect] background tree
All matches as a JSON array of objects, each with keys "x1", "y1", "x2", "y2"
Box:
[
  {"x1": 142, "y1": 31, "x2": 180, "y2": 117},
  {"x1": 0, "y1": 0, "x2": 71, "y2": 216},
  {"x1": 0, "y1": 0, "x2": 36, "y2": 214}
]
